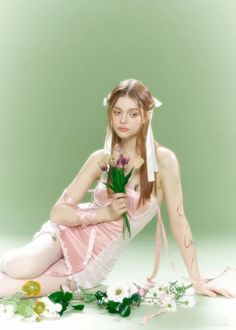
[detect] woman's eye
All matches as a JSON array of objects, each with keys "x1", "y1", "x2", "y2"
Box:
[{"x1": 113, "y1": 111, "x2": 138, "y2": 117}]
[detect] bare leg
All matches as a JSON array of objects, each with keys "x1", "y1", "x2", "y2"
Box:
[
  {"x1": 0, "y1": 233, "x2": 74, "y2": 298},
  {"x1": 0, "y1": 269, "x2": 69, "y2": 298},
  {"x1": 0, "y1": 233, "x2": 63, "y2": 278}
]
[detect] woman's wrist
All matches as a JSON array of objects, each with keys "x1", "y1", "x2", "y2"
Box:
[{"x1": 190, "y1": 277, "x2": 207, "y2": 286}]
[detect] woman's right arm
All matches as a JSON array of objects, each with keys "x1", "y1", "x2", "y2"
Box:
[
  {"x1": 49, "y1": 150, "x2": 112, "y2": 226},
  {"x1": 49, "y1": 150, "x2": 128, "y2": 226}
]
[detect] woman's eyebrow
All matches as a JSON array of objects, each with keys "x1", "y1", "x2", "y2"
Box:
[{"x1": 113, "y1": 106, "x2": 139, "y2": 111}]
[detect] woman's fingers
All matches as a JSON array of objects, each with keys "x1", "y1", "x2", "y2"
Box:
[
  {"x1": 195, "y1": 283, "x2": 236, "y2": 299},
  {"x1": 199, "y1": 288, "x2": 217, "y2": 297},
  {"x1": 206, "y1": 285, "x2": 234, "y2": 299}
]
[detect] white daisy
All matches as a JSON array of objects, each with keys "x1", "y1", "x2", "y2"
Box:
[
  {"x1": 178, "y1": 296, "x2": 196, "y2": 308},
  {"x1": 0, "y1": 304, "x2": 15, "y2": 320},
  {"x1": 37, "y1": 297, "x2": 62, "y2": 318},
  {"x1": 149, "y1": 284, "x2": 167, "y2": 299},
  {"x1": 107, "y1": 283, "x2": 130, "y2": 303},
  {"x1": 161, "y1": 295, "x2": 177, "y2": 312}
]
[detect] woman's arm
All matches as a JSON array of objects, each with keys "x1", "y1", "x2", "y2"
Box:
[
  {"x1": 158, "y1": 147, "x2": 234, "y2": 298},
  {"x1": 158, "y1": 148, "x2": 201, "y2": 282},
  {"x1": 50, "y1": 150, "x2": 113, "y2": 226}
]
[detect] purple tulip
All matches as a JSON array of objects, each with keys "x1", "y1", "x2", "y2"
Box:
[
  {"x1": 117, "y1": 155, "x2": 123, "y2": 168},
  {"x1": 121, "y1": 155, "x2": 130, "y2": 166}
]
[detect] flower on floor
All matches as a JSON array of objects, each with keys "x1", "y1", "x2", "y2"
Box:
[
  {"x1": 0, "y1": 278, "x2": 195, "y2": 323},
  {"x1": 0, "y1": 304, "x2": 15, "y2": 320},
  {"x1": 107, "y1": 283, "x2": 130, "y2": 302},
  {"x1": 178, "y1": 295, "x2": 196, "y2": 308},
  {"x1": 34, "y1": 297, "x2": 62, "y2": 319},
  {"x1": 160, "y1": 295, "x2": 177, "y2": 312},
  {"x1": 0, "y1": 281, "x2": 84, "y2": 321},
  {"x1": 94, "y1": 281, "x2": 141, "y2": 317}
]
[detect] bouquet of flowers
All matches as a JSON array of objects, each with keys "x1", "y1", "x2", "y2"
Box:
[
  {"x1": 0, "y1": 279, "x2": 195, "y2": 323},
  {"x1": 97, "y1": 144, "x2": 144, "y2": 239}
]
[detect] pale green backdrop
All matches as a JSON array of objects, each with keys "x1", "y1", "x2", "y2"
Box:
[{"x1": 0, "y1": 0, "x2": 235, "y2": 240}]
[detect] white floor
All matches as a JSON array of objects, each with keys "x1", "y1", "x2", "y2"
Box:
[{"x1": 0, "y1": 233, "x2": 236, "y2": 330}]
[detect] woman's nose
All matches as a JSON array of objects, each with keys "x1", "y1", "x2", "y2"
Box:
[{"x1": 120, "y1": 113, "x2": 127, "y2": 123}]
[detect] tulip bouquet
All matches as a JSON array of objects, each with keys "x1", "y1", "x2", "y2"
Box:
[
  {"x1": 0, "y1": 279, "x2": 195, "y2": 323},
  {"x1": 97, "y1": 144, "x2": 144, "y2": 239}
]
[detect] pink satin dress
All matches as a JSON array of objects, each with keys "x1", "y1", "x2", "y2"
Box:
[
  {"x1": 33, "y1": 178, "x2": 159, "y2": 289},
  {"x1": 33, "y1": 174, "x2": 236, "y2": 292}
]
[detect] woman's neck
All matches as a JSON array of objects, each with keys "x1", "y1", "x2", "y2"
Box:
[{"x1": 119, "y1": 138, "x2": 139, "y2": 158}]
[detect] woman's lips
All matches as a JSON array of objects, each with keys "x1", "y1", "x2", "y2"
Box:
[{"x1": 118, "y1": 127, "x2": 129, "y2": 132}]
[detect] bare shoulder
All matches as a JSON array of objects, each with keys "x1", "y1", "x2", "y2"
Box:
[
  {"x1": 90, "y1": 148, "x2": 107, "y2": 180},
  {"x1": 154, "y1": 141, "x2": 179, "y2": 173},
  {"x1": 90, "y1": 148, "x2": 106, "y2": 159}
]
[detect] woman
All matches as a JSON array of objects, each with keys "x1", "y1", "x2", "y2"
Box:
[{"x1": 0, "y1": 78, "x2": 235, "y2": 299}]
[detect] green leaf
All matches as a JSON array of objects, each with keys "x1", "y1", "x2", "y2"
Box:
[
  {"x1": 64, "y1": 291, "x2": 73, "y2": 302},
  {"x1": 15, "y1": 299, "x2": 35, "y2": 318},
  {"x1": 125, "y1": 168, "x2": 134, "y2": 183},
  {"x1": 118, "y1": 303, "x2": 131, "y2": 317},
  {"x1": 95, "y1": 290, "x2": 107, "y2": 300},
  {"x1": 48, "y1": 291, "x2": 64, "y2": 303},
  {"x1": 130, "y1": 292, "x2": 141, "y2": 304},
  {"x1": 123, "y1": 213, "x2": 131, "y2": 238},
  {"x1": 58, "y1": 301, "x2": 69, "y2": 316},
  {"x1": 122, "y1": 297, "x2": 132, "y2": 305},
  {"x1": 106, "y1": 300, "x2": 119, "y2": 313},
  {"x1": 71, "y1": 304, "x2": 84, "y2": 311},
  {"x1": 102, "y1": 182, "x2": 115, "y2": 191}
]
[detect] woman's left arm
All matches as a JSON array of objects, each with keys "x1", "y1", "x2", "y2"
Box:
[{"x1": 159, "y1": 148, "x2": 234, "y2": 298}]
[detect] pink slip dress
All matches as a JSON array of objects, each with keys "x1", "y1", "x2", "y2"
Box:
[
  {"x1": 33, "y1": 174, "x2": 160, "y2": 289},
  {"x1": 33, "y1": 150, "x2": 236, "y2": 292}
]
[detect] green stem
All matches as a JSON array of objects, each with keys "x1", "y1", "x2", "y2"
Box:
[{"x1": 122, "y1": 212, "x2": 131, "y2": 239}]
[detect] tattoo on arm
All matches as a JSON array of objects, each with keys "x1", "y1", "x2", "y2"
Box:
[{"x1": 175, "y1": 198, "x2": 196, "y2": 273}]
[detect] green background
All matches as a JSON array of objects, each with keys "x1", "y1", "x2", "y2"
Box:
[{"x1": 0, "y1": 0, "x2": 236, "y2": 240}]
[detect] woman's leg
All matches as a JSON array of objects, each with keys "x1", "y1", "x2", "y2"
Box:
[
  {"x1": 0, "y1": 269, "x2": 69, "y2": 298},
  {"x1": 0, "y1": 233, "x2": 76, "y2": 298},
  {"x1": 0, "y1": 233, "x2": 63, "y2": 278}
]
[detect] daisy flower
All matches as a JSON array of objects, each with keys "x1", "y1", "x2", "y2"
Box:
[
  {"x1": 161, "y1": 295, "x2": 177, "y2": 312},
  {"x1": 0, "y1": 304, "x2": 15, "y2": 320},
  {"x1": 107, "y1": 283, "x2": 130, "y2": 303},
  {"x1": 178, "y1": 296, "x2": 196, "y2": 308}
]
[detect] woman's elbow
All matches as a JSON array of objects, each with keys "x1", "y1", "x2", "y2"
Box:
[
  {"x1": 49, "y1": 205, "x2": 77, "y2": 226},
  {"x1": 49, "y1": 207, "x2": 60, "y2": 224}
]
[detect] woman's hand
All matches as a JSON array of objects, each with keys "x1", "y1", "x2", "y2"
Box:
[
  {"x1": 108, "y1": 192, "x2": 128, "y2": 220},
  {"x1": 193, "y1": 281, "x2": 235, "y2": 298}
]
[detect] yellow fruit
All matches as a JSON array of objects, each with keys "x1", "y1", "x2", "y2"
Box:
[
  {"x1": 33, "y1": 301, "x2": 46, "y2": 315},
  {"x1": 22, "y1": 280, "x2": 41, "y2": 297}
]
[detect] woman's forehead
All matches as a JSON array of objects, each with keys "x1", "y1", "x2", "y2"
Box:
[{"x1": 113, "y1": 96, "x2": 139, "y2": 109}]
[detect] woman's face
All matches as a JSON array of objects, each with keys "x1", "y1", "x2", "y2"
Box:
[{"x1": 111, "y1": 96, "x2": 144, "y2": 139}]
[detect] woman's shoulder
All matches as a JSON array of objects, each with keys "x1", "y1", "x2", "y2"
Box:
[
  {"x1": 154, "y1": 141, "x2": 178, "y2": 167},
  {"x1": 89, "y1": 149, "x2": 107, "y2": 166}
]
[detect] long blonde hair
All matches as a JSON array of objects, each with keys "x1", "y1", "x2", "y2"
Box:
[{"x1": 105, "y1": 78, "x2": 160, "y2": 209}]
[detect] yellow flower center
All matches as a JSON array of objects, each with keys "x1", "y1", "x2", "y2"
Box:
[{"x1": 115, "y1": 289, "x2": 122, "y2": 296}]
